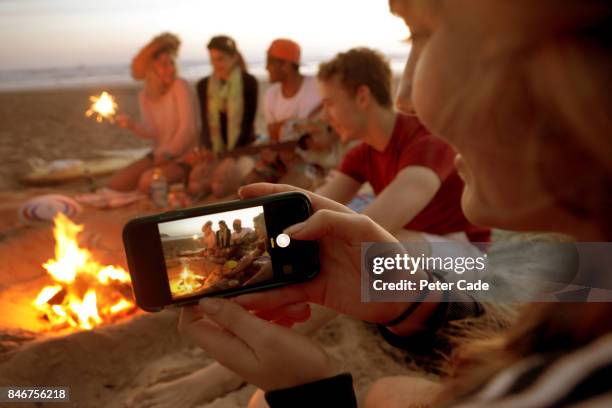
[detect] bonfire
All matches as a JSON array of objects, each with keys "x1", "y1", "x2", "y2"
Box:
[
  {"x1": 32, "y1": 213, "x2": 135, "y2": 330},
  {"x1": 170, "y1": 263, "x2": 206, "y2": 297}
]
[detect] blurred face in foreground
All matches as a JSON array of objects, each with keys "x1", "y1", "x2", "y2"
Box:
[
  {"x1": 209, "y1": 49, "x2": 237, "y2": 80},
  {"x1": 152, "y1": 52, "x2": 176, "y2": 88},
  {"x1": 319, "y1": 77, "x2": 368, "y2": 144},
  {"x1": 392, "y1": 0, "x2": 573, "y2": 232}
]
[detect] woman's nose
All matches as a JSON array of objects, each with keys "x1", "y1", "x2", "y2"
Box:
[
  {"x1": 395, "y1": 64, "x2": 416, "y2": 115},
  {"x1": 395, "y1": 88, "x2": 416, "y2": 115}
]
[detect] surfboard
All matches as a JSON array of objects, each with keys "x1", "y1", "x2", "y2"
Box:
[{"x1": 19, "y1": 155, "x2": 142, "y2": 186}]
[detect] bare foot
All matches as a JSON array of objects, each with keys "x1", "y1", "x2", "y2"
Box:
[{"x1": 125, "y1": 363, "x2": 244, "y2": 408}]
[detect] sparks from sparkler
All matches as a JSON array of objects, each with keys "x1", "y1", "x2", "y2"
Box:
[{"x1": 85, "y1": 91, "x2": 118, "y2": 123}]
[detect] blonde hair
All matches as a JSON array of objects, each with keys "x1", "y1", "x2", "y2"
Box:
[
  {"x1": 143, "y1": 52, "x2": 177, "y2": 98},
  {"x1": 131, "y1": 32, "x2": 180, "y2": 98}
]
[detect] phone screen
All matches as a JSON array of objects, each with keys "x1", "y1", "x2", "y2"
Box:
[{"x1": 158, "y1": 205, "x2": 277, "y2": 300}]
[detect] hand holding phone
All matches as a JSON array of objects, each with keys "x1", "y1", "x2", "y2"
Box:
[
  {"x1": 123, "y1": 192, "x2": 319, "y2": 311},
  {"x1": 235, "y1": 184, "x2": 417, "y2": 326}
]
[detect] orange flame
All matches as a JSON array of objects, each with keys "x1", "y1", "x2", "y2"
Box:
[
  {"x1": 85, "y1": 91, "x2": 118, "y2": 123},
  {"x1": 170, "y1": 263, "x2": 205, "y2": 297},
  {"x1": 33, "y1": 213, "x2": 134, "y2": 330}
]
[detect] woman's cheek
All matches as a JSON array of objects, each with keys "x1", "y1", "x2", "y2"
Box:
[
  {"x1": 458, "y1": 158, "x2": 516, "y2": 228},
  {"x1": 460, "y1": 153, "x2": 546, "y2": 229}
]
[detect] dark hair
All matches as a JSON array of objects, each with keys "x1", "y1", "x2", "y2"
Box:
[
  {"x1": 318, "y1": 48, "x2": 392, "y2": 108},
  {"x1": 207, "y1": 35, "x2": 248, "y2": 72},
  {"x1": 208, "y1": 35, "x2": 236, "y2": 54}
]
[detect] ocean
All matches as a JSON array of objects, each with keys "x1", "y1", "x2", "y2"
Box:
[{"x1": 0, "y1": 56, "x2": 409, "y2": 92}]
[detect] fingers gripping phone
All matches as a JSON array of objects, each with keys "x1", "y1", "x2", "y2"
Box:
[{"x1": 123, "y1": 192, "x2": 319, "y2": 311}]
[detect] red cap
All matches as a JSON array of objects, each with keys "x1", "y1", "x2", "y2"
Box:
[{"x1": 267, "y1": 39, "x2": 301, "y2": 64}]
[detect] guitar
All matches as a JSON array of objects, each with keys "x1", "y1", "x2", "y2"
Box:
[{"x1": 182, "y1": 136, "x2": 309, "y2": 166}]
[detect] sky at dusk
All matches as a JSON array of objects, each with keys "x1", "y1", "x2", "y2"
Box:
[{"x1": 0, "y1": 0, "x2": 410, "y2": 70}]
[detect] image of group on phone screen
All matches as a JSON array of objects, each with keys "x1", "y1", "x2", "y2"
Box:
[{"x1": 157, "y1": 206, "x2": 276, "y2": 299}]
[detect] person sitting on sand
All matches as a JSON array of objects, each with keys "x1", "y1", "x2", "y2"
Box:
[
  {"x1": 186, "y1": 35, "x2": 259, "y2": 198},
  {"x1": 243, "y1": 39, "x2": 323, "y2": 188},
  {"x1": 201, "y1": 221, "x2": 216, "y2": 251},
  {"x1": 215, "y1": 221, "x2": 231, "y2": 249},
  {"x1": 230, "y1": 219, "x2": 253, "y2": 246},
  {"x1": 201, "y1": 220, "x2": 228, "y2": 265},
  {"x1": 108, "y1": 32, "x2": 199, "y2": 193},
  {"x1": 263, "y1": 39, "x2": 321, "y2": 142},
  {"x1": 316, "y1": 47, "x2": 489, "y2": 245}
]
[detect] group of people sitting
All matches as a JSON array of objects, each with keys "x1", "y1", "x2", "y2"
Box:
[
  {"x1": 108, "y1": 33, "x2": 337, "y2": 199},
  {"x1": 201, "y1": 218, "x2": 256, "y2": 255},
  {"x1": 124, "y1": 0, "x2": 612, "y2": 407},
  {"x1": 197, "y1": 216, "x2": 272, "y2": 293},
  {"x1": 109, "y1": 30, "x2": 490, "y2": 255}
]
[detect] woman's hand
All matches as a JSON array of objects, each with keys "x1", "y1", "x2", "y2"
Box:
[
  {"x1": 183, "y1": 147, "x2": 215, "y2": 166},
  {"x1": 115, "y1": 114, "x2": 134, "y2": 130},
  {"x1": 179, "y1": 298, "x2": 339, "y2": 391},
  {"x1": 235, "y1": 183, "x2": 414, "y2": 325},
  {"x1": 210, "y1": 158, "x2": 242, "y2": 197}
]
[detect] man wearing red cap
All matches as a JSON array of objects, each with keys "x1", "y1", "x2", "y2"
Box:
[
  {"x1": 263, "y1": 38, "x2": 322, "y2": 141},
  {"x1": 243, "y1": 38, "x2": 325, "y2": 186}
]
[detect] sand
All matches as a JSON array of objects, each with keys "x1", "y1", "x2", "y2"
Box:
[
  {"x1": 0, "y1": 208, "x2": 424, "y2": 407},
  {"x1": 0, "y1": 86, "x2": 144, "y2": 191},
  {"x1": 0, "y1": 83, "x2": 426, "y2": 407}
]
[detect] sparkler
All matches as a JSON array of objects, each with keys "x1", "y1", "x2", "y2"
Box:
[{"x1": 85, "y1": 91, "x2": 118, "y2": 123}]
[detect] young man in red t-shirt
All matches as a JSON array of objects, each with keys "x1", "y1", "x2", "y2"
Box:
[{"x1": 316, "y1": 47, "x2": 489, "y2": 243}]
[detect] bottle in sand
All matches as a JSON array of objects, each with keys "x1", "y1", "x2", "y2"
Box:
[{"x1": 150, "y1": 168, "x2": 168, "y2": 208}]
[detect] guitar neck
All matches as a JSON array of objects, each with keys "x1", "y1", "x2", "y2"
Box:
[{"x1": 220, "y1": 140, "x2": 299, "y2": 158}]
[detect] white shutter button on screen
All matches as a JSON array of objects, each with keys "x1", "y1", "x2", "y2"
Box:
[{"x1": 276, "y1": 233, "x2": 291, "y2": 248}]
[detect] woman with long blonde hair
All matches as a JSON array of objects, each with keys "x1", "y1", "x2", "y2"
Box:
[{"x1": 109, "y1": 32, "x2": 199, "y2": 193}]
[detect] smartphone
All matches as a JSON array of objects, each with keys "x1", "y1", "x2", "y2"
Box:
[{"x1": 123, "y1": 192, "x2": 319, "y2": 312}]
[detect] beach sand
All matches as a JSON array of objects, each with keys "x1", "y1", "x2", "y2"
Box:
[
  {"x1": 0, "y1": 83, "x2": 427, "y2": 407},
  {"x1": 0, "y1": 86, "x2": 146, "y2": 191}
]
